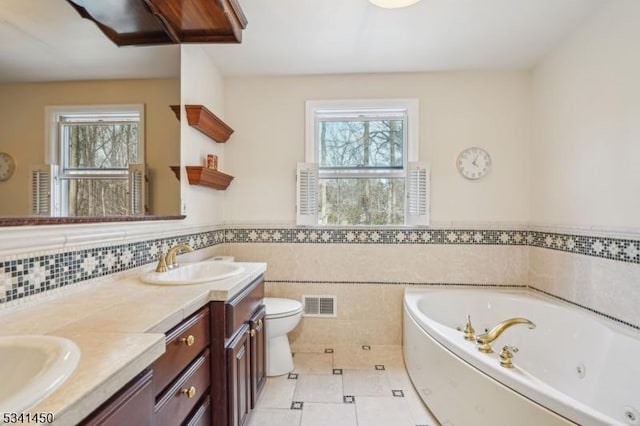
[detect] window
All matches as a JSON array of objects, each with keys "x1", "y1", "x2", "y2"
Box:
[
  {"x1": 298, "y1": 99, "x2": 429, "y2": 226},
  {"x1": 35, "y1": 105, "x2": 146, "y2": 216}
]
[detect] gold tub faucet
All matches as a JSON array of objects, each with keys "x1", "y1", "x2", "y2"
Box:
[
  {"x1": 155, "y1": 243, "x2": 194, "y2": 272},
  {"x1": 475, "y1": 317, "x2": 536, "y2": 353}
]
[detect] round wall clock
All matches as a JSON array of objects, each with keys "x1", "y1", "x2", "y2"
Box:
[
  {"x1": 0, "y1": 152, "x2": 16, "y2": 181},
  {"x1": 457, "y1": 147, "x2": 491, "y2": 180}
]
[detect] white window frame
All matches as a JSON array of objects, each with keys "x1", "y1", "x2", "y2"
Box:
[
  {"x1": 302, "y1": 98, "x2": 426, "y2": 227},
  {"x1": 305, "y1": 98, "x2": 418, "y2": 164},
  {"x1": 43, "y1": 104, "x2": 145, "y2": 216}
]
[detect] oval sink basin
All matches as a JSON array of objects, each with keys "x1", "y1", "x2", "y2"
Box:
[
  {"x1": 0, "y1": 335, "x2": 80, "y2": 415},
  {"x1": 140, "y1": 261, "x2": 245, "y2": 285}
]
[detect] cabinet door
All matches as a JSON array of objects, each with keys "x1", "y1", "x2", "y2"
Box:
[
  {"x1": 249, "y1": 305, "x2": 266, "y2": 408},
  {"x1": 227, "y1": 324, "x2": 251, "y2": 426}
]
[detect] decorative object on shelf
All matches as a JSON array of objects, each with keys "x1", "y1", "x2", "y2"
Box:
[
  {"x1": 206, "y1": 154, "x2": 218, "y2": 170},
  {"x1": 0, "y1": 152, "x2": 16, "y2": 181},
  {"x1": 185, "y1": 105, "x2": 234, "y2": 143},
  {"x1": 456, "y1": 147, "x2": 491, "y2": 180},
  {"x1": 368, "y1": 0, "x2": 422, "y2": 9},
  {"x1": 185, "y1": 166, "x2": 234, "y2": 190}
]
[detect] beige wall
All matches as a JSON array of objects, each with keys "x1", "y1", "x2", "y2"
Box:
[
  {"x1": 180, "y1": 45, "x2": 227, "y2": 227},
  {"x1": 223, "y1": 71, "x2": 531, "y2": 225},
  {"x1": 226, "y1": 241, "x2": 529, "y2": 346},
  {"x1": 0, "y1": 79, "x2": 181, "y2": 216},
  {"x1": 529, "y1": 0, "x2": 640, "y2": 326},
  {"x1": 531, "y1": 0, "x2": 640, "y2": 229}
]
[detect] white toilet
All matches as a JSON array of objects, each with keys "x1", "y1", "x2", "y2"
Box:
[{"x1": 263, "y1": 297, "x2": 303, "y2": 376}]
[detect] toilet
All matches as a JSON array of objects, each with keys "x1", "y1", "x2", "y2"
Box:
[{"x1": 263, "y1": 297, "x2": 303, "y2": 376}]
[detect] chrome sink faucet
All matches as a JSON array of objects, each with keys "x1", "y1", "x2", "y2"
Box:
[
  {"x1": 155, "y1": 243, "x2": 194, "y2": 272},
  {"x1": 475, "y1": 317, "x2": 536, "y2": 353}
]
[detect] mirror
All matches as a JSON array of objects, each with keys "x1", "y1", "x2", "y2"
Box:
[{"x1": 0, "y1": 0, "x2": 182, "y2": 224}]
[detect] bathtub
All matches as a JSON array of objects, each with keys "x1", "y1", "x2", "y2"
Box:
[{"x1": 403, "y1": 288, "x2": 640, "y2": 426}]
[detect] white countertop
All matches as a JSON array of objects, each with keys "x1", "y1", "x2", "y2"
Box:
[{"x1": 0, "y1": 261, "x2": 267, "y2": 426}]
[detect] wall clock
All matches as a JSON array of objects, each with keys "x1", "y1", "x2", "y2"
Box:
[
  {"x1": 0, "y1": 152, "x2": 16, "y2": 181},
  {"x1": 456, "y1": 147, "x2": 491, "y2": 180}
]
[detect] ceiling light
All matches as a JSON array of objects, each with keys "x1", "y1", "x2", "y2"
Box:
[{"x1": 368, "y1": 0, "x2": 422, "y2": 9}]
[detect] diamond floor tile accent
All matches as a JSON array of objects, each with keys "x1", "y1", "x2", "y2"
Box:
[
  {"x1": 291, "y1": 401, "x2": 304, "y2": 410},
  {"x1": 343, "y1": 395, "x2": 356, "y2": 404}
]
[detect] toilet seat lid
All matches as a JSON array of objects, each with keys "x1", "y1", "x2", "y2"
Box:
[{"x1": 264, "y1": 297, "x2": 303, "y2": 319}]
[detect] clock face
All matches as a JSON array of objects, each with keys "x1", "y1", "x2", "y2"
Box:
[
  {"x1": 457, "y1": 147, "x2": 491, "y2": 180},
  {"x1": 0, "y1": 152, "x2": 16, "y2": 182}
]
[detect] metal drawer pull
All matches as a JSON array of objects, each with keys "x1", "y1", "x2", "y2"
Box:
[
  {"x1": 250, "y1": 329, "x2": 256, "y2": 337},
  {"x1": 181, "y1": 386, "x2": 197, "y2": 399},
  {"x1": 257, "y1": 319, "x2": 263, "y2": 329},
  {"x1": 180, "y1": 335, "x2": 195, "y2": 346}
]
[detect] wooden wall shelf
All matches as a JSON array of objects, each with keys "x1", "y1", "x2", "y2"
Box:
[
  {"x1": 169, "y1": 105, "x2": 180, "y2": 121},
  {"x1": 185, "y1": 105, "x2": 234, "y2": 143},
  {"x1": 170, "y1": 166, "x2": 181, "y2": 180},
  {"x1": 185, "y1": 166, "x2": 234, "y2": 190}
]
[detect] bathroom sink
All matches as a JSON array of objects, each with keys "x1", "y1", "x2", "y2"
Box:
[
  {"x1": 140, "y1": 261, "x2": 245, "y2": 285},
  {"x1": 0, "y1": 335, "x2": 80, "y2": 415}
]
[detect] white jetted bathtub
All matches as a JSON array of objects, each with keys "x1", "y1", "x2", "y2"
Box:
[{"x1": 403, "y1": 288, "x2": 640, "y2": 426}]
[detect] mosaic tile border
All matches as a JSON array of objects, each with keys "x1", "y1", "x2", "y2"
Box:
[
  {"x1": 226, "y1": 227, "x2": 640, "y2": 264},
  {"x1": 2, "y1": 224, "x2": 638, "y2": 306},
  {"x1": 0, "y1": 229, "x2": 225, "y2": 304},
  {"x1": 225, "y1": 228, "x2": 529, "y2": 246}
]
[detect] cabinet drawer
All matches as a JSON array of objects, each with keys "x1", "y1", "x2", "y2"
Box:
[
  {"x1": 184, "y1": 395, "x2": 211, "y2": 426},
  {"x1": 153, "y1": 306, "x2": 210, "y2": 397},
  {"x1": 225, "y1": 275, "x2": 264, "y2": 338},
  {"x1": 155, "y1": 349, "x2": 211, "y2": 426}
]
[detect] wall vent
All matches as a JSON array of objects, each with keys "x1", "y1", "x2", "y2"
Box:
[{"x1": 302, "y1": 295, "x2": 337, "y2": 317}]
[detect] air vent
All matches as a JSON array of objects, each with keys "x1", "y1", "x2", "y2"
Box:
[{"x1": 302, "y1": 295, "x2": 337, "y2": 317}]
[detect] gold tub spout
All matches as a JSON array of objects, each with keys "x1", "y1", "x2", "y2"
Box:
[{"x1": 475, "y1": 318, "x2": 536, "y2": 353}]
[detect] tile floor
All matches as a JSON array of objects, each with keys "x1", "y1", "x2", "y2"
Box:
[{"x1": 247, "y1": 345, "x2": 439, "y2": 426}]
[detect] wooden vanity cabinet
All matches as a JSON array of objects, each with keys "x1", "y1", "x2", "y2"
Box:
[
  {"x1": 80, "y1": 274, "x2": 265, "y2": 426},
  {"x1": 211, "y1": 274, "x2": 266, "y2": 426}
]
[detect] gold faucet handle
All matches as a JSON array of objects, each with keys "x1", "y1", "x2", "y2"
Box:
[
  {"x1": 155, "y1": 253, "x2": 168, "y2": 272},
  {"x1": 463, "y1": 315, "x2": 475, "y2": 341},
  {"x1": 499, "y1": 345, "x2": 518, "y2": 368}
]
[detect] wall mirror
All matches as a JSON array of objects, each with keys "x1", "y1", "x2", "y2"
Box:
[{"x1": 0, "y1": 0, "x2": 182, "y2": 225}]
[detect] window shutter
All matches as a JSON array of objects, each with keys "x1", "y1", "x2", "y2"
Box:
[
  {"x1": 296, "y1": 162, "x2": 318, "y2": 226},
  {"x1": 406, "y1": 162, "x2": 430, "y2": 226},
  {"x1": 30, "y1": 164, "x2": 58, "y2": 216},
  {"x1": 128, "y1": 163, "x2": 147, "y2": 215}
]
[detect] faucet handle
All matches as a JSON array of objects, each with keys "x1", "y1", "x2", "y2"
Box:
[
  {"x1": 155, "y1": 253, "x2": 168, "y2": 273},
  {"x1": 463, "y1": 315, "x2": 476, "y2": 341},
  {"x1": 499, "y1": 345, "x2": 518, "y2": 368}
]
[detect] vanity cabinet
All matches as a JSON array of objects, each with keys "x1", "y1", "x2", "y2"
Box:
[
  {"x1": 211, "y1": 274, "x2": 266, "y2": 426},
  {"x1": 79, "y1": 274, "x2": 265, "y2": 426}
]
